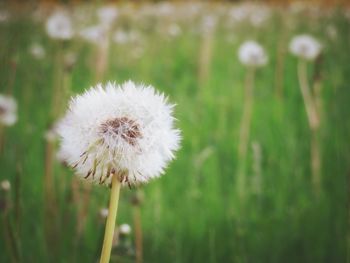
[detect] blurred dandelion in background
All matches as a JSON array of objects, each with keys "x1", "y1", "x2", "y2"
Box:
[
  {"x1": 0, "y1": 95, "x2": 17, "y2": 127},
  {"x1": 46, "y1": 11, "x2": 74, "y2": 40}
]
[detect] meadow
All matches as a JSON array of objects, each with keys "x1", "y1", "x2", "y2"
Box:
[{"x1": 0, "y1": 2, "x2": 349, "y2": 262}]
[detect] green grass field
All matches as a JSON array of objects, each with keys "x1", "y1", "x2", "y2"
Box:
[{"x1": 0, "y1": 2, "x2": 349, "y2": 262}]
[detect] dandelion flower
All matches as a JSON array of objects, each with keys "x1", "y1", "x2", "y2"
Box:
[
  {"x1": 46, "y1": 11, "x2": 74, "y2": 40},
  {"x1": 238, "y1": 41, "x2": 268, "y2": 67},
  {"x1": 57, "y1": 81, "x2": 181, "y2": 187},
  {"x1": 0, "y1": 94, "x2": 17, "y2": 126},
  {"x1": 289, "y1": 34, "x2": 322, "y2": 61}
]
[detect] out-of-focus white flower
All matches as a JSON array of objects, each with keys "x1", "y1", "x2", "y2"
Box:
[
  {"x1": 113, "y1": 30, "x2": 129, "y2": 44},
  {"x1": 119, "y1": 224, "x2": 131, "y2": 235},
  {"x1": 99, "y1": 208, "x2": 109, "y2": 219},
  {"x1": 29, "y1": 43, "x2": 46, "y2": 59},
  {"x1": 200, "y1": 15, "x2": 217, "y2": 34},
  {"x1": 238, "y1": 41, "x2": 268, "y2": 67},
  {"x1": 289, "y1": 35, "x2": 322, "y2": 61},
  {"x1": 44, "y1": 123, "x2": 60, "y2": 142},
  {"x1": 64, "y1": 51, "x2": 77, "y2": 71},
  {"x1": 113, "y1": 30, "x2": 141, "y2": 45},
  {"x1": 0, "y1": 180, "x2": 10, "y2": 191},
  {"x1": 326, "y1": 25, "x2": 337, "y2": 40},
  {"x1": 57, "y1": 81, "x2": 181, "y2": 187},
  {"x1": 249, "y1": 7, "x2": 270, "y2": 27},
  {"x1": 79, "y1": 25, "x2": 107, "y2": 45},
  {"x1": 46, "y1": 11, "x2": 74, "y2": 40},
  {"x1": 97, "y1": 6, "x2": 118, "y2": 27},
  {"x1": 167, "y1": 23, "x2": 182, "y2": 37},
  {"x1": 0, "y1": 10, "x2": 10, "y2": 23},
  {"x1": 0, "y1": 94, "x2": 17, "y2": 126}
]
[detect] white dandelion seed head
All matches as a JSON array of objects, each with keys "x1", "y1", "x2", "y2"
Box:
[
  {"x1": 57, "y1": 81, "x2": 181, "y2": 187},
  {"x1": 238, "y1": 41, "x2": 268, "y2": 67},
  {"x1": 113, "y1": 30, "x2": 129, "y2": 44},
  {"x1": 97, "y1": 5, "x2": 118, "y2": 27},
  {"x1": 1, "y1": 180, "x2": 10, "y2": 191},
  {"x1": 119, "y1": 224, "x2": 131, "y2": 235},
  {"x1": 46, "y1": 11, "x2": 74, "y2": 40},
  {"x1": 167, "y1": 23, "x2": 182, "y2": 37},
  {"x1": 29, "y1": 43, "x2": 46, "y2": 59},
  {"x1": 289, "y1": 34, "x2": 322, "y2": 61},
  {"x1": 0, "y1": 94, "x2": 17, "y2": 126},
  {"x1": 0, "y1": 10, "x2": 10, "y2": 23},
  {"x1": 99, "y1": 208, "x2": 109, "y2": 219},
  {"x1": 79, "y1": 25, "x2": 107, "y2": 45}
]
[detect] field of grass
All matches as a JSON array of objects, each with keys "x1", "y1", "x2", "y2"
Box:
[{"x1": 0, "y1": 2, "x2": 349, "y2": 262}]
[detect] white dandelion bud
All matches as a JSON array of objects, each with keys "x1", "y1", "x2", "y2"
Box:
[
  {"x1": 57, "y1": 81, "x2": 181, "y2": 187},
  {"x1": 238, "y1": 41, "x2": 268, "y2": 67},
  {"x1": 0, "y1": 94, "x2": 17, "y2": 126},
  {"x1": 289, "y1": 34, "x2": 322, "y2": 61},
  {"x1": 46, "y1": 11, "x2": 74, "y2": 40}
]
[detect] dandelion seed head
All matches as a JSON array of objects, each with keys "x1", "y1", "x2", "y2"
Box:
[
  {"x1": 79, "y1": 25, "x2": 107, "y2": 45},
  {"x1": 99, "y1": 208, "x2": 109, "y2": 219},
  {"x1": 97, "y1": 6, "x2": 118, "y2": 27},
  {"x1": 119, "y1": 224, "x2": 131, "y2": 235},
  {"x1": 0, "y1": 180, "x2": 10, "y2": 191},
  {"x1": 238, "y1": 41, "x2": 268, "y2": 67},
  {"x1": 0, "y1": 94, "x2": 17, "y2": 126},
  {"x1": 289, "y1": 34, "x2": 322, "y2": 61},
  {"x1": 57, "y1": 81, "x2": 181, "y2": 187},
  {"x1": 46, "y1": 11, "x2": 74, "y2": 40},
  {"x1": 29, "y1": 43, "x2": 45, "y2": 59}
]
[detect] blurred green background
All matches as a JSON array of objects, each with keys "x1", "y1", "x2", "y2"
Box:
[{"x1": 0, "y1": 1, "x2": 349, "y2": 262}]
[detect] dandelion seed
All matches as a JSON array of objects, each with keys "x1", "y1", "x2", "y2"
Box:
[
  {"x1": 238, "y1": 41, "x2": 268, "y2": 67},
  {"x1": 0, "y1": 94, "x2": 17, "y2": 126},
  {"x1": 289, "y1": 34, "x2": 322, "y2": 61},
  {"x1": 46, "y1": 11, "x2": 74, "y2": 40}
]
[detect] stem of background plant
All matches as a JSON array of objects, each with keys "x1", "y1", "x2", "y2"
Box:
[
  {"x1": 95, "y1": 36, "x2": 110, "y2": 83},
  {"x1": 197, "y1": 25, "x2": 215, "y2": 102},
  {"x1": 133, "y1": 204, "x2": 143, "y2": 263},
  {"x1": 297, "y1": 59, "x2": 321, "y2": 195},
  {"x1": 100, "y1": 174, "x2": 121, "y2": 263},
  {"x1": 236, "y1": 67, "x2": 255, "y2": 201}
]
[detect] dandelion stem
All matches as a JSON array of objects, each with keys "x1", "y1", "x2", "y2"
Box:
[
  {"x1": 133, "y1": 205, "x2": 143, "y2": 263},
  {"x1": 100, "y1": 174, "x2": 121, "y2": 263},
  {"x1": 297, "y1": 59, "x2": 321, "y2": 195},
  {"x1": 297, "y1": 60, "x2": 319, "y2": 130},
  {"x1": 237, "y1": 67, "x2": 255, "y2": 200}
]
